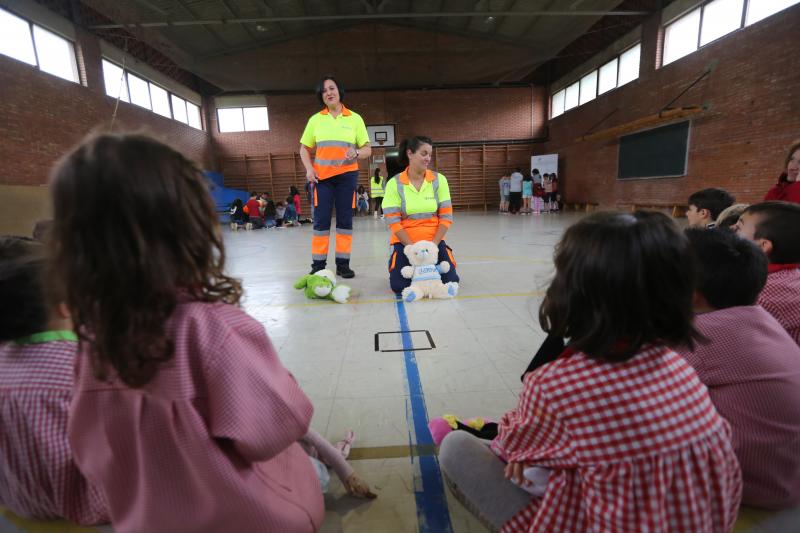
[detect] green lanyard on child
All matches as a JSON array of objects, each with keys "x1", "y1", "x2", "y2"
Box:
[{"x1": 13, "y1": 330, "x2": 78, "y2": 345}]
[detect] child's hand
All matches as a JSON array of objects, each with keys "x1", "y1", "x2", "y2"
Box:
[
  {"x1": 504, "y1": 461, "x2": 526, "y2": 486},
  {"x1": 345, "y1": 473, "x2": 377, "y2": 499}
]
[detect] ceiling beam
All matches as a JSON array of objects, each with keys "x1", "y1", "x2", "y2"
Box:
[
  {"x1": 88, "y1": 9, "x2": 652, "y2": 29},
  {"x1": 219, "y1": 0, "x2": 261, "y2": 44},
  {"x1": 253, "y1": 0, "x2": 286, "y2": 36}
]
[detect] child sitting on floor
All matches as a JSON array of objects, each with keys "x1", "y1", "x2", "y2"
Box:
[
  {"x1": 734, "y1": 201, "x2": 800, "y2": 344},
  {"x1": 46, "y1": 133, "x2": 374, "y2": 533},
  {"x1": 679, "y1": 228, "x2": 800, "y2": 509},
  {"x1": 439, "y1": 211, "x2": 742, "y2": 532},
  {"x1": 0, "y1": 236, "x2": 108, "y2": 525}
]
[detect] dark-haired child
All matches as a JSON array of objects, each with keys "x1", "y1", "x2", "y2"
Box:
[
  {"x1": 678, "y1": 228, "x2": 800, "y2": 509},
  {"x1": 440, "y1": 211, "x2": 741, "y2": 532},
  {"x1": 48, "y1": 134, "x2": 325, "y2": 532},
  {"x1": 686, "y1": 188, "x2": 735, "y2": 228},
  {"x1": 735, "y1": 201, "x2": 800, "y2": 344},
  {"x1": 0, "y1": 236, "x2": 108, "y2": 525},
  {"x1": 244, "y1": 191, "x2": 264, "y2": 230},
  {"x1": 230, "y1": 198, "x2": 246, "y2": 230}
]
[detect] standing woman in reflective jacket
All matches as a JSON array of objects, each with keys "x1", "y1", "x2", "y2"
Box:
[
  {"x1": 300, "y1": 77, "x2": 371, "y2": 278},
  {"x1": 383, "y1": 136, "x2": 460, "y2": 294}
]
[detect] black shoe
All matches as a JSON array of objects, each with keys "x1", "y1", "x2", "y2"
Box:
[
  {"x1": 336, "y1": 265, "x2": 355, "y2": 279},
  {"x1": 310, "y1": 264, "x2": 326, "y2": 275}
]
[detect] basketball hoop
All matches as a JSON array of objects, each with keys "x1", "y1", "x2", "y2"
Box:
[{"x1": 377, "y1": 140, "x2": 385, "y2": 147}]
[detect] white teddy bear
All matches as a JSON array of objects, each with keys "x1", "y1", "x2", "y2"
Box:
[{"x1": 400, "y1": 240, "x2": 459, "y2": 302}]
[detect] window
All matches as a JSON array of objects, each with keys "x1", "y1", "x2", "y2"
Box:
[
  {"x1": 0, "y1": 7, "x2": 79, "y2": 83},
  {"x1": 551, "y1": 89, "x2": 565, "y2": 118},
  {"x1": 617, "y1": 44, "x2": 641, "y2": 86},
  {"x1": 218, "y1": 108, "x2": 244, "y2": 132},
  {"x1": 700, "y1": 0, "x2": 744, "y2": 45},
  {"x1": 0, "y1": 9, "x2": 36, "y2": 65},
  {"x1": 548, "y1": 41, "x2": 641, "y2": 119},
  {"x1": 32, "y1": 26, "x2": 79, "y2": 83},
  {"x1": 564, "y1": 82, "x2": 580, "y2": 111},
  {"x1": 662, "y1": 0, "x2": 797, "y2": 67},
  {"x1": 243, "y1": 107, "x2": 269, "y2": 131},
  {"x1": 598, "y1": 58, "x2": 618, "y2": 95},
  {"x1": 187, "y1": 102, "x2": 202, "y2": 129},
  {"x1": 663, "y1": 7, "x2": 701, "y2": 65},
  {"x1": 217, "y1": 107, "x2": 269, "y2": 132},
  {"x1": 149, "y1": 82, "x2": 171, "y2": 118},
  {"x1": 746, "y1": 0, "x2": 800, "y2": 25},
  {"x1": 102, "y1": 59, "x2": 129, "y2": 102},
  {"x1": 171, "y1": 95, "x2": 188, "y2": 124},
  {"x1": 579, "y1": 71, "x2": 597, "y2": 105},
  {"x1": 101, "y1": 59, "x2": 203, "y2": 130},
  {"x1": 126, "y1": 73, "x2": 151, "y2": 110}
]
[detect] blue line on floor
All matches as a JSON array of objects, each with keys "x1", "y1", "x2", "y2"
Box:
[{"x1": 394, "y1": 294, "x2": 453, "y2": 533}]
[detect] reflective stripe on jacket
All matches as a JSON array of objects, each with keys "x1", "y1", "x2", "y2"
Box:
[
  {"x1": 382, "y1": 169, "x2": 453, "y2": 245},
  {"x1": 299, "y1": 105, "x2": 369, "y2": 180}
]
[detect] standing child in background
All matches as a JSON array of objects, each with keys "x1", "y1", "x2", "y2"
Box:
[
  {"x1": 532, "y1": 179, "x2": 545, "y2": 215},
  {"x1": 550, "y1": 174, "x2": 559, "y2": 212},
  {"x1": 370, "y1": 168, "x2": 386, "y2": 218},
  {"x1": 356, "y1": 185, "x2": 369, "y2": 216},
  {"x1": 290, "y1": 186, "x2": 303, "y2": 221},
  {"x1": 521, "y1": 174, "x2": 533, "y2": 215},
  {"x1": 47, "y1": 133, "x2": 328, "y2": 533},
  {"x1": 499, "y1": 174, "x2": 511, "y2": 214},
  {"x1": 542, "y1": 174, "x2": 553, "y2": 213},
  {"x1": 0, "y1": 237, "x2": 109, "y2": 526},
  {"x1": 439, "y1": 211, "x2": 741, "y2": 532},
  {"x1": 284, "y1": 194, "x2": 298, "y2": 226}
]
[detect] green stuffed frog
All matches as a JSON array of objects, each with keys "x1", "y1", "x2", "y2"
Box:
[{"x1": 293, "y1": 269, "x2": 351, "y2": 304}]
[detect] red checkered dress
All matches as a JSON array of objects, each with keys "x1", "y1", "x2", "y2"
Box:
[
  {"x1": 494, "y1": 344, "x2": 742, "y2": 533},
  {"x1": 757, "y1": 266, "x2": 800, "y2": 345},
  {"x1": 0, "y1": 338, "x2": 108, "y2": 525}
]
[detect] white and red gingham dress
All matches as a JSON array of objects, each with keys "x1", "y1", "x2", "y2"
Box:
[
  {"x1": 494, "y1": 344, "x2": 742, "y2": 533},
  {"x1": 0, "y1": 335, "x2": 108, "y2": 525},
  {"x1": 758, "y1": 266, "x2": 800, "y2": 345}
]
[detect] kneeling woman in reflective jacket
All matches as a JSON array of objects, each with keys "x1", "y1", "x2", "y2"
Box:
[{"x1": 383, "y1": 136, "x2": 460, "y2": 294}]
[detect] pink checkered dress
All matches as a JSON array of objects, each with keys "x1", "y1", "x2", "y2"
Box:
[
  {"x1": 0, "y1": 335, "x2": 108, "y2": 525},
  {"x1": 68, "y1": 302, "x2": 324, "y2": 533},
  {"x1": 758, "y1": 266, "x2": 800, "y2": 345},
  {"x1": 494, "y1": 344, "x2": 742, "y2": 533}
]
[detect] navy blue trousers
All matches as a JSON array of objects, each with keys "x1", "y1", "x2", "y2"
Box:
[
  {"x1": 311, "y1": 170, "x2": 358, "y2": 268},
  {"x1": 388, "y1": 241, "x2": 460, "y2": 294}
]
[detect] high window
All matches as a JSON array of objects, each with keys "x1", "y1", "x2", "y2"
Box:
[
  {"x1": 663, "y1": 0, "x2": 799, "y2": 66},
  {"x1": 0, "y1": 7, "x2": 79, "y2": 84},
  {"x1": 101, "y1": 59, "x2": 203, "y2": 130},
  {"x1": 550, "y1": 43, "x2": 641, "y2": 119}
]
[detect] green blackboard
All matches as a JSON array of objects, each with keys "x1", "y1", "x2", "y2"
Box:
[{"x1": 618, "y1": 120, "x2": 690, "y2": 179}]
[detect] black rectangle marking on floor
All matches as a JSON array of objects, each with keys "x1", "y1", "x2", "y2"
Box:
[{"x1": 374, "y1": 330, "x2": 435, "y2": 352}]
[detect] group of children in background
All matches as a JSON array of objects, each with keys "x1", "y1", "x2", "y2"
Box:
[
  {"x1": 1, "y1": 132, "x2": 799, "y2": 532},
  {"x1": 230, "y1": 186, "x2": 307, "y2": 230},
  {"x1": 499, "y1": 168, "x2": 559, "y2": 215}
]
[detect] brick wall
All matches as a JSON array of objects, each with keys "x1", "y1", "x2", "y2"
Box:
[
  {"x1": 209, "y1": 86, "x2": 546, "y2": 160},
  {"x1": 0, "y1": 28, "x2": 213, "y2": 188},
  {"x1": 543, "y1": 5, "x2": 800, "y2": 207}
]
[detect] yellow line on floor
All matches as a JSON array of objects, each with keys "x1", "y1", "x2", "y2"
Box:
[
  {"x1": 275, "y1": 290, "x2": 546, "y2": 308},
  {"x1": 347, "y1": 444, "x2": 438, "y2": 460}
]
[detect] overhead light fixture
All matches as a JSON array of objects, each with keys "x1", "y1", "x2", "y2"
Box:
[
  {"x1": 485, "y1": 16, "x2": 495, "y2": 23},
  {"x1": 255, "y1": 24, "x2": 267, "y2": 32}
]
